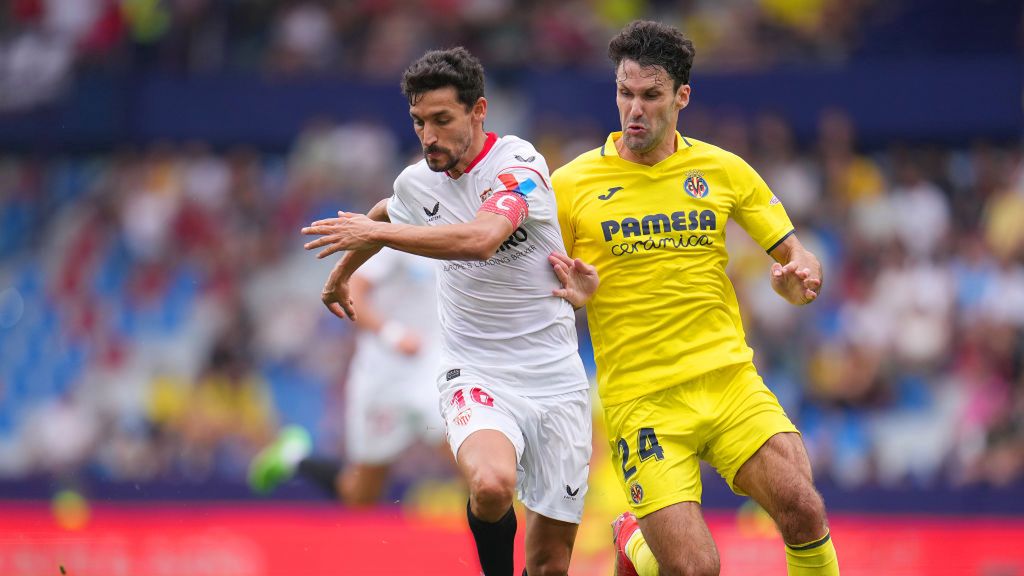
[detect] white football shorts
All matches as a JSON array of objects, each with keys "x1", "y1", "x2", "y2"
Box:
[{"x1": 439, "y1": 370, "x2": 592, "y2": 524}]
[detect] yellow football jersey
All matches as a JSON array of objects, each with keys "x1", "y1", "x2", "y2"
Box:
[{"x1": 552, "y1": 132, "x2": 795, "y2": 406}]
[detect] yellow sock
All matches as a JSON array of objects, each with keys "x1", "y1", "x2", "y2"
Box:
[
  {"x1": 785, "y1": 531, "x2": 840, "y2": 575},
  {"x1": 625, "y1": 528, "x2": 661, "y2": 576}
]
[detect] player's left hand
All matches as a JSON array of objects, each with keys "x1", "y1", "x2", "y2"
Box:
[
  {"x1": 549, "y1": 252, "x2": 599, "y2": 309},
  {"x1": 770, "y1": 260, "x2": 822, "y2": 305},
  {"x1": 301, "y1": 212, "x2": 381, "y2": 258}
]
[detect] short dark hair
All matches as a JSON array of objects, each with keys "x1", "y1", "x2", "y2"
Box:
[
  {"x1": 608, "y1": 20, "x2": 695, "y2": 90},
  {"x1": 400, "y1": 47, "x2": 485, "y2": 110}
]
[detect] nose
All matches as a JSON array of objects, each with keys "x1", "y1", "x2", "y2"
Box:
[
  {"x1": 421, "y1": 124, "x2": 438, "y2": 146},
  {"x1": 629, "y1": 99, "x2": 644, "y2": 120}
]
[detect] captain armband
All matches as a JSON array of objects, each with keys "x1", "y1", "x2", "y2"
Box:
[{"x1": 478, "y1": 190, "x2": 529, "y2": 229}]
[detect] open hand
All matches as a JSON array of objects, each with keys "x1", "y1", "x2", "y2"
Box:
[
  {"x1": 322, "y1": 276, "x2": 356, "y2": 320},
  {"x1": 770, "y1": 261, "x2": 821, "y2": 305},
  {"x1": 301, "y1": 212, "x2": 381, "y2": 259},
  {"x1": 549, "y1": 252, "x2": 599, "y2": 309}
]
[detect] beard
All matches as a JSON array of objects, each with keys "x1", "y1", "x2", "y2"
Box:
[{"x1": 423, "y1": 137, "x2": 470, "y2": 173}]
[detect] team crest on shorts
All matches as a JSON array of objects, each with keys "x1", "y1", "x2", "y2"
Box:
[
  {"x1": 629, "y1": 481, "x2": 644, "y2": 505},
  {"x1": 683, "y1": 170, "x2": 709, "y2": 199},
  {"x1": 454, "y1": 407, "x2": 472, "y2": 426}
]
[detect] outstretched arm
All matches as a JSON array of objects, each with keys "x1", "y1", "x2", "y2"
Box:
[
  {"x1": 302, "y1": 211, "x2": 515, "y2": 261},
  {"x1": 317, "y1": 198, "x2": 392, "y2": 320},
  {"x1": 320, "y1": 245, "x2": 382, "y2": 320},
  {"x1": 767, "y1": 234, "x2": 822, "y2": 306}
]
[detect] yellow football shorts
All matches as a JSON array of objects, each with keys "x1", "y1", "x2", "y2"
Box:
[{"x1": 602, "y1": 361, "x2": 798, "y2": 518}]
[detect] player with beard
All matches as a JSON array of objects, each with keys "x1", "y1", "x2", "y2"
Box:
[
  {"x1": 301, "y1": 47, "x2": 594, "y2": 576},
  {"x1": 549, "y1": 20, "x2": 840, "y2": 576}
]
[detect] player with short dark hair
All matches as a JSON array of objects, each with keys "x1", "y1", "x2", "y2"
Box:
[
  {"x1": 302, "y1": 47, "x2": 592, "y2": 576},
  {"x1": 550, "y1": 20, "x2": 840, "y2": 576}
]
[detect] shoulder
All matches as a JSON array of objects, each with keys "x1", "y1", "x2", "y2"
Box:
[
  {"x1": 489, "y1": 135, "x2": 547, "y2": 171},
  {"x1": 394, "y1": 159, "x2": 435, "y2": 190},
  {"x1": 686, "y1": 137, "x2": 755, "y2": 172},
  {"x1": 494, "y1": 134, "x2": 539, "y2": 157}
]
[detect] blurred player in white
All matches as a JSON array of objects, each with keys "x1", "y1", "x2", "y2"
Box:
[
  {"x1": 248, "y1": 248, "x2": 445, "y2": 505},
  {"x1": 301, "y1": 47, "x2": 594, "y2": 576}
]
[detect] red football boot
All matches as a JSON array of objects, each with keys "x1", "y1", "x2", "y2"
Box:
[{"x1": 611, "y1": 511, "x2": 641, "y2": 576}]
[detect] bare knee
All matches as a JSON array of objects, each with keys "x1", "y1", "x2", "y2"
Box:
[
  {"x1": 775, "y1": 487, "x2": 828, "y2": 545},
  {"x1": 659, "y1": 549, "x2": 720, "y2": 576},
  {"x1": 468, "y1": 469, "x2": 515, "y2": 520}
]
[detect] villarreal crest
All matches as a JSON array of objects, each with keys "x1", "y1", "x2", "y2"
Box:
[{"x1": 684, "y1": 170, "x2": 709, "y2": 199}]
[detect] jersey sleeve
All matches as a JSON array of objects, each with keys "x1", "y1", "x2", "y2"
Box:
[
  {"x1": 550, "y1": 167, "x2": 576, "y2": 257},
  {"x1": 490, "y1": 144, "x2": 555, "y2": 225},
  {"x1": 386, "y1": 173, "x2": 421, "y2": 226},
  {"x1": 729, "y1": 156, "x2": 795, "y2": 252}
]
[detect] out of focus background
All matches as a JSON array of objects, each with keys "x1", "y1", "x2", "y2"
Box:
[{"x1": 1, "y1": 0, "x2": 1023, "y2": 574}]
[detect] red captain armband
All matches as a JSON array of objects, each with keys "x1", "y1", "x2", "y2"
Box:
[{"x1": 478, "y1": 190, "x2": 529, "y2": 229}]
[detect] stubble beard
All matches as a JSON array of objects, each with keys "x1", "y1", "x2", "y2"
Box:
[
  {"x1": 622, "y1": 131, "x2": 655, "y2": 155},
  {"x1": 424, "y1": 136, "x2": 471, "y2": 173}
]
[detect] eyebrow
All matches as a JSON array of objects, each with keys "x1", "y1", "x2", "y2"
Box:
[
  {"x1": 617, "y1": 82, "x2": 663, "y2": 92},
  {"x1": 409, "y1": 110, "x2": 452, "y2": 121}
]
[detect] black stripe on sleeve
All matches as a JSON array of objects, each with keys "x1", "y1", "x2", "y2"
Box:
[{"x1": 765, "y1": 229, "x2": 796, "y2": 254}]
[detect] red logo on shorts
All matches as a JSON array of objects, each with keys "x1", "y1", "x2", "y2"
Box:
[
  {"x1": 454, "y1": 407, "x2": 473, "y2": 426},
  {"x1": 629, "y1": 481, "x2": 644, "y2": 505}
]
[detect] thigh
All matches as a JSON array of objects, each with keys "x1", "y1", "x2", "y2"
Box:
[
  {"x1": 702, "y1": 362, "x2": 799, "y2": 494},
  {"x1": 518, "y1": 389, "x2": 591, "y2": 524},
  {"x1": 456, "y1": 429, "x2": 519, "y2": 487},
  {"x1": 637, "y1": 501, "x2": 720, "y2": 575},
  {"x1": 440, "y1": 382, "x2": 525, "y2": 466},
  {"x1": 603, "y1": 388, "x2": 704, "y2": 517},
  {"x1": 732, "y1": 431, "x2": 814, "y2": 519},
  {"x1": 524, "y1": 509, "x2": 578, "y2": 575}
]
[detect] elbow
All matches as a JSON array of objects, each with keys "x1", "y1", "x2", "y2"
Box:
[
  {"x1": 466, "y1": 241, "x2": 500, "y2": 261},
  {"x1": 463, "y1": 230, "x2": 506, "y2": 261}
]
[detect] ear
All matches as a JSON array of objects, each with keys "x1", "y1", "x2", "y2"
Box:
[
  {"x1": 473, "y1": 97, "x2": 488, "y2": 124},
  {"x1": 676, "y1": 84, "x2": 691, "y2": 111}
]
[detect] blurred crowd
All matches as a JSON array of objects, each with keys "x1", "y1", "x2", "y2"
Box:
[
  {"x1": 0, "y1": 0, "x2": 953, "y2": 111},
  {"x1": 1, "y1": 0, "x2": 1023, "y2": 498},
  {"x1": 1, "y1": 106, "x2": 1023, "y2": 492}
]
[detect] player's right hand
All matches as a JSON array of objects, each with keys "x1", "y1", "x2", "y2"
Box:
[
  {"x1": 322, "y1": 278, "x2": 356, "y2": 321},
  {"x1": 549, "y1": 252, "x2": 599, "y2": 309}
]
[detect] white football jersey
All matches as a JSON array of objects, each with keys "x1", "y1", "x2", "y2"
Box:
[
  {"x1": 348, "y1": 247, "x2": 440, "y2": 377},
  {"x1": 387, "y1": 133, "x2": 587, "y2": 396}
]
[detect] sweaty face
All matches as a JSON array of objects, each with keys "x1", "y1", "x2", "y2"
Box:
[
  {"x1": 410, "y1": 87, "x2": 475, "y2": 173},
  {"x1": 615, "y1": 60, "x2": 686, "y2": 155}
]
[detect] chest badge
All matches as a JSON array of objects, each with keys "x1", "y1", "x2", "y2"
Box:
[{"x1": 683, "y1": 170, "x2": 709, "y2": 199}]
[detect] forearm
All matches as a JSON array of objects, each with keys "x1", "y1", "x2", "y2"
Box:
[
  {"x1": 366, "y1": 198, "x2": 391, "y2": 222},
  {"x1": 327, "y1": 246, "x2": 383, "y2": 287},
  {"x1": 370, "y1": 220, "x2": 507, "y2": 261},
  {"x1": 324, "y1": 200, "x2": 391, "y2": 283},
  {"x1": 770, "y1": 234, "x2": 820, "y2": 272}
]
